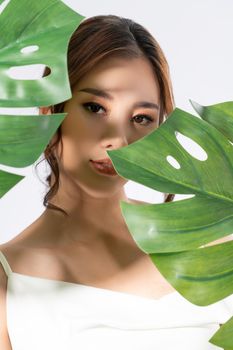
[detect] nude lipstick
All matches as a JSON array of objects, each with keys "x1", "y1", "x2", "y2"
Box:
[{"x1": 90, "y1": 158, "x2": 118, "y2": 176}]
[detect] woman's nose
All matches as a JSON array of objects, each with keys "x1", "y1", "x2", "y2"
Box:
[{"x1": 101, "y1": 122, "x2": 129, "y2": 150}]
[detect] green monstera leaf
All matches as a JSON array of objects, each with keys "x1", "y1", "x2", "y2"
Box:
[
  {"x1": 0, "y1": 113, "x2": 65, "y2": 198},
  {"x1": 107, "y1": 101, "x2": 233, "y2": 349},
  {"x1": 191, "y1": 100, "x2": 233, "y2": 143},
  {"x1": 210, "y1": 315, "x2": 233, "y2": 350},
  {"x1": 0, "y1": 0, "x2": 85, "y2": 198},
  {"x1": 0, "y1": 0, "x2": 84, "y2": 107}
]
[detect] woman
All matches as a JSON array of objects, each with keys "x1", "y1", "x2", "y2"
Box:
[{"x1": 0, "y1": 14, "x2": 231, "y2": 350}]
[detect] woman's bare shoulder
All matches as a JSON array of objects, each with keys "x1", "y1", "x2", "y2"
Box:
[
  {"x1": 0, "y1": 238, "x2": 63, "y2": 282},
  {"x1": 0, "y1": 225, "x2": 41, "y2": 259},
  {"x1": 0, "y1": 240, "x2": 29, "y2": 272},
  {"x1": 0, "y1": 242, "x2": 20, "y2": 259},
  {"x1": 0, "y1": 221, "x2": 61, "y2": 276},
  {"x1": 0, "y1": 209, "x2": 59, "y2": 252}
]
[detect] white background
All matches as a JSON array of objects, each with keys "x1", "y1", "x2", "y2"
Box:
[{"x1": 0, "y1": 0, "x2": 232, "y2": 243}]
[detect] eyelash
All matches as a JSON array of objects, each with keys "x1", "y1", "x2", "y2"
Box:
[{"x1": 82, "y1": 102, "x2": 154, "y2": 126}]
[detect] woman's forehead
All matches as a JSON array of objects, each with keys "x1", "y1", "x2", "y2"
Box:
[{"x1": 72, "y1": 57, "x2": 160, "y2": 100}]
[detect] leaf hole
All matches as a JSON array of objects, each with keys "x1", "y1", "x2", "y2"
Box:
[
  {"x1": 0, "y1": 0, "x2": 10, "y2": 14},
  {"x1": 175, "y1": 131, "x2": 208, "y2": 161},
  {"x1": 6, "y1": 64, "x2": 51, "y2": 80},
  {"x1": 20, "y1": 45, "x2": 39, "y2": 54},
  {"x1": 166, "y1": 155, "x2": 181, "y2": 169}
]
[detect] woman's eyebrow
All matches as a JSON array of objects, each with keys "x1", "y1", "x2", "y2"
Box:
[{"x1": 78, "y1": 87, "x2": 159, "y2": 110}]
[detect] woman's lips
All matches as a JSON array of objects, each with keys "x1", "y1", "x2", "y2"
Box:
[{"x1": 90, "y1": 159, "x2": 117, "y2": 176}]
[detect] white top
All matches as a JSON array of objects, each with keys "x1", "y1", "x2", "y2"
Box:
[{"x1": 0, "y1": 250, "x2": 232, "y2": 350}]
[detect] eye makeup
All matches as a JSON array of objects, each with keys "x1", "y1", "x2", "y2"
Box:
[{"x1": 81, "y1": 101, "x2": 158, "y2": 127}]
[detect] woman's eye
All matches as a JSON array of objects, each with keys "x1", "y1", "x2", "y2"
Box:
[
  {"x1": 82, "y1": 102, "x2": 154, "y2": 126},
  {"x1": 132, "y1": 115, "x2": 154, "y2": 126},
  {"x1": 83, "y1": 102, "x2": 105, "y2": 114}
]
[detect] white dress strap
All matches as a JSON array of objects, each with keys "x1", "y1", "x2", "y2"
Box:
[{"x1": 0, "y1": 250, "x2": 12, "y2": 277}]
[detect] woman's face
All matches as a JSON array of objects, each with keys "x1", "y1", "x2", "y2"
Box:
[{"x1": 52, "y1": 56, "x2": 160, "y2": 197}]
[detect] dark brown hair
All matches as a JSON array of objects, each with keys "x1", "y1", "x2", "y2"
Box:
[{"x1": 36, "y1": 14, "x2": 176, "y2": 217}]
